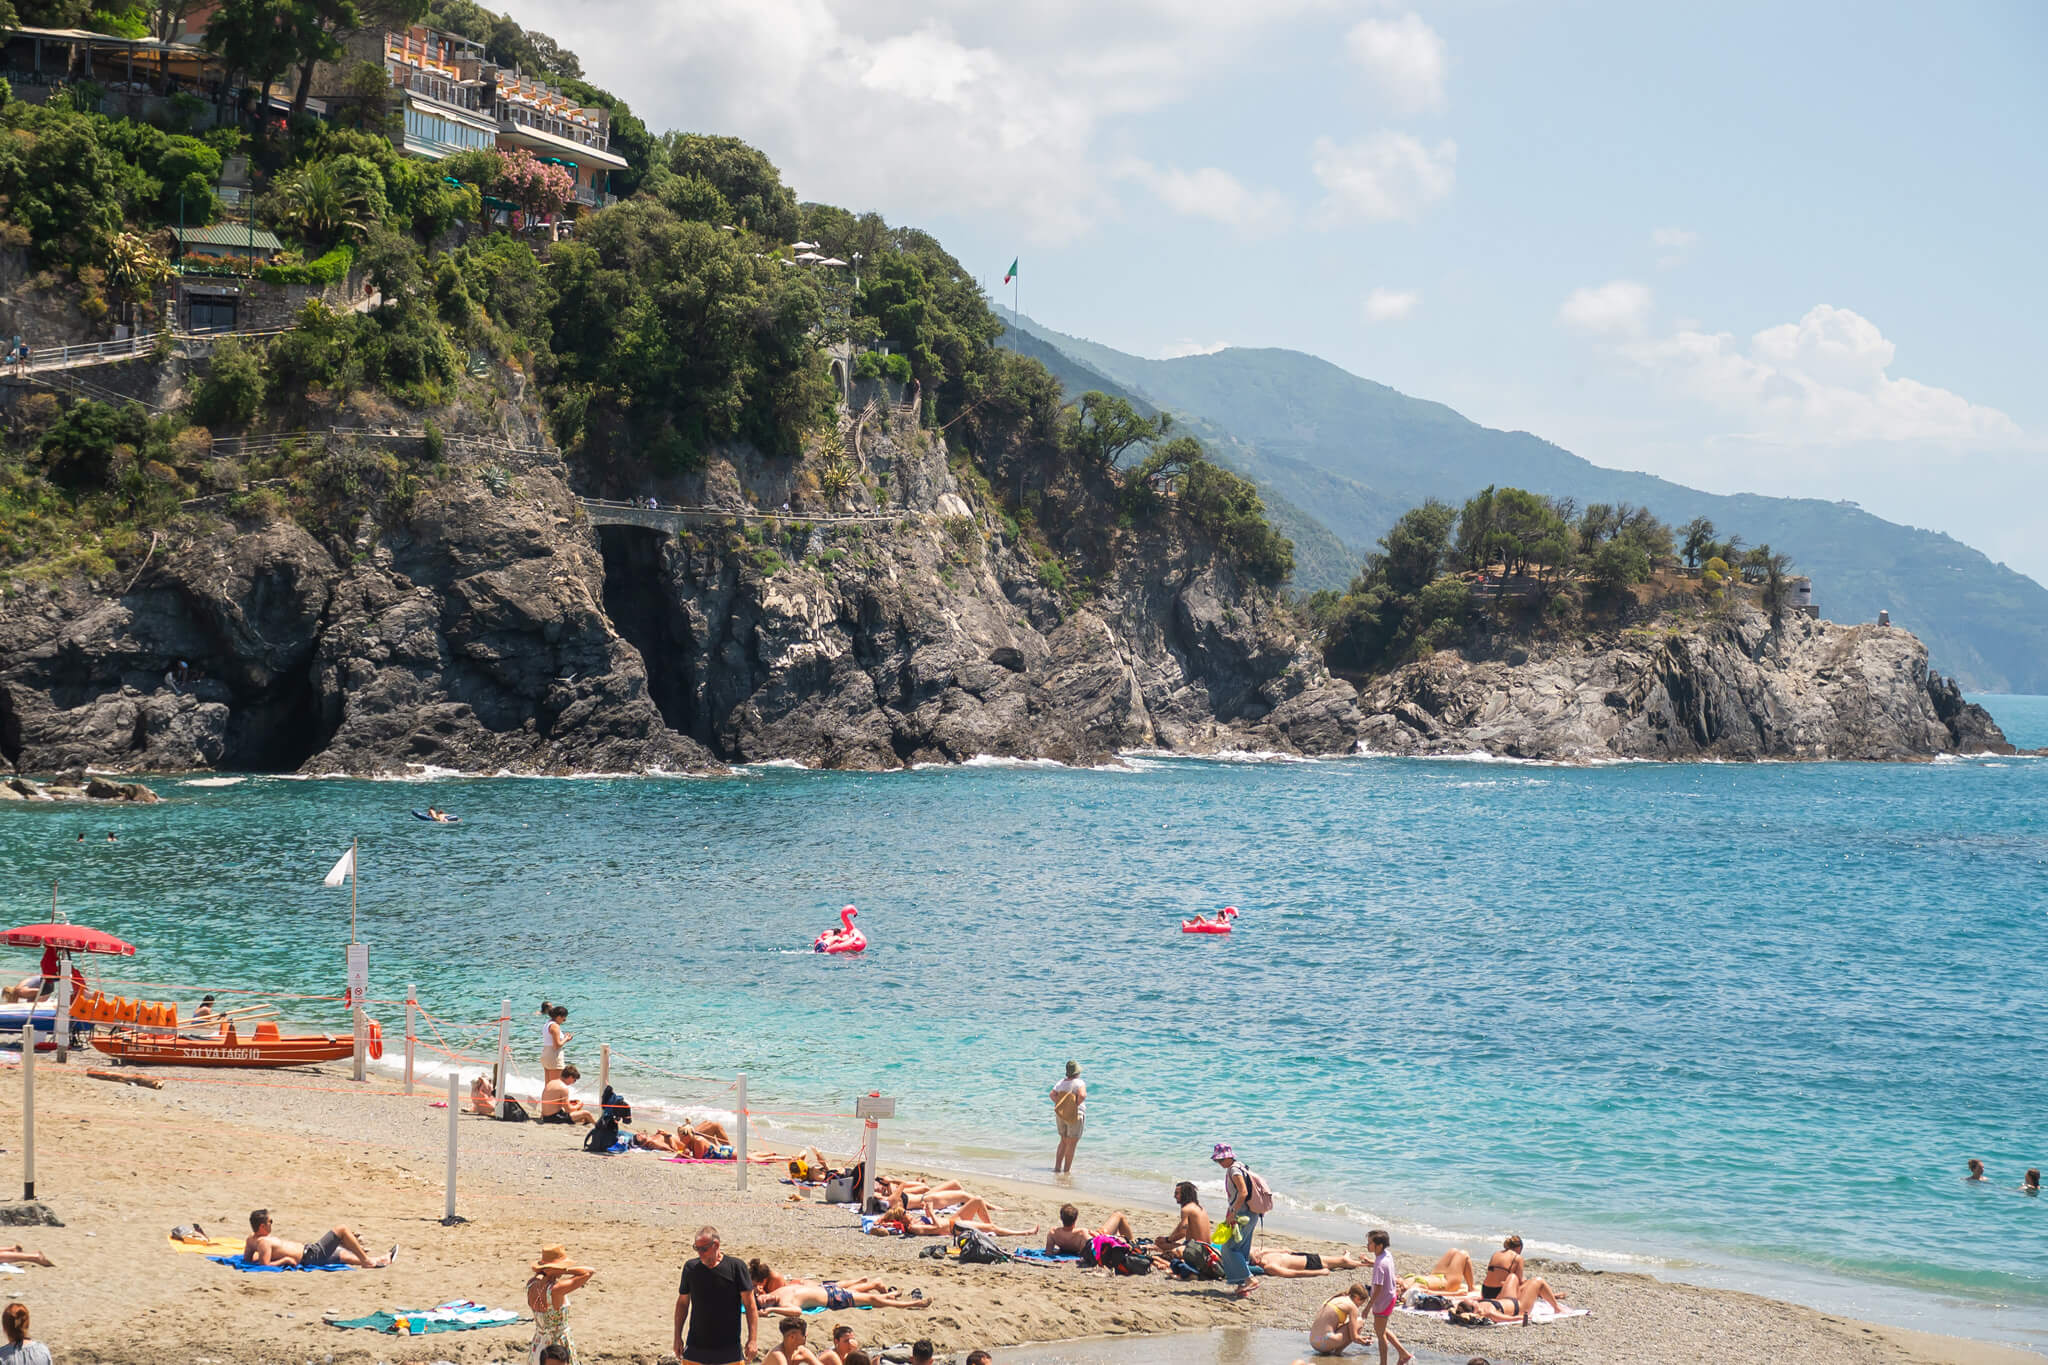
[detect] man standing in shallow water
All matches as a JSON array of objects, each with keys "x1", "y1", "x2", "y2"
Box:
[{"x1": 1050, "y1": 1060, "x2": 1086, "y2": 1174}]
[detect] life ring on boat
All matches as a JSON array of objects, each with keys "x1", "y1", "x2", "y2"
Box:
[
  {"x1": 1180, "y1": 906, "x2": 1240, "y2": 935},
  {"x1": 812, "y1": 905, "x2": 867, "y2": 955},
  {"x1": 367, "y1": 1020, "x2": 384, "y2": 1061}
]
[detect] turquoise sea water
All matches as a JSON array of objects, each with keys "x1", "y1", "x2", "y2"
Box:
[{"x1": 4, "y1": 699, "x2": 2046, "y2": 1350}]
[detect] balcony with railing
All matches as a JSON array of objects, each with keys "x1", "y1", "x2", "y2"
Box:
[{"x1": 389, "y1": 59, "x2": 484, "y2": 113}]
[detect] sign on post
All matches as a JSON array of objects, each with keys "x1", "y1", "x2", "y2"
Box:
[
  {"x1": 854, "y1": 1093, "x2": 896, "y2": 1121},
  {"x1": 345, "y1": 944, "x2": 370, "y2": 1008}
]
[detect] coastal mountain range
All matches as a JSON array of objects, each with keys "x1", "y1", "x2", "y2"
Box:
[{"x1": 998, "y1": 310, "x2": 2048, "y2": 694}]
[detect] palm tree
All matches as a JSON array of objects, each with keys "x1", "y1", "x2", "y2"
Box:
[
  {"x1": 266, "y1": 158, "x2": 383, "y2": 248},
  {"x1": 104, "y1": 231, "x2": 173, "y2": 326}
]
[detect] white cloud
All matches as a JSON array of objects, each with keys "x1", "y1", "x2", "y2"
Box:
[
  {"x1": 507, "y1": 0, "x2": 1341, "y2": 244},
  {"x1": 1652, "y1": 226, "x2": 1698, "y2": 269},
  {"x1": 1621, "y1": 304, "x2": 2020, "y2": 445},
  {"x1": 1559, "y1": 280, "x2": 1654, "y2": 335},
  {"x1": 1158, "y1": 340, "x2": 1230, "y2": 358},
  {"x1": 1363, "y1": 287, "x2": 1420, "y2": 322},
  {"x1": 1119, "y1": 161, "x2": 1292, "y2": 236},
  {"x1": 1311, "y1": 133, "x2": 1457, "y2": 225},
  {"x1": 1344, "y1": 12, "x2": 1447, "y2": 114}
]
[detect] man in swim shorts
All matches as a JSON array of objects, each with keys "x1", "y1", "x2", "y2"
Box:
[
  {"x1": 244, "y1": 1209, "x2": 393, "y2": 1268},
  {"x1": 757, "y1": 1282, "x2": 932, "y2": 1313},
  {"x1": 1045, "y1": 1204, "x2": 1137, "y2": 1256}
]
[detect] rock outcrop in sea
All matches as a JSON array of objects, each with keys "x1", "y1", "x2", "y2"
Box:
[{"x1": 1354, "y1": 602, "x2": 2013, "y2": 762}]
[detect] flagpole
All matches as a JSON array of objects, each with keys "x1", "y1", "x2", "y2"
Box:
[{"x1": 349, "y1": 837, "x2": 358, "y2": 944}]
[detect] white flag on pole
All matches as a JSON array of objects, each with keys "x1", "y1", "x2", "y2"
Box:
[{"x1": 323, "y1": 846, "x2": 355, "y2": 887}]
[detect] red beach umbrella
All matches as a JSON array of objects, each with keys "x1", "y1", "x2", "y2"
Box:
[{"x1": 2, "y1": 923, "x2": 136, "y2": 956}]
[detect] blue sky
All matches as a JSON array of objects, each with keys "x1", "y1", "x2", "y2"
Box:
[{"x1": 520, "y1": 0, "x2": 2047, "y2": 579}]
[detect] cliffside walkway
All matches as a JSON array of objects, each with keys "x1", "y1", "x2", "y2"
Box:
[
  {"x1": 3, "y1": 327, "x2": 295, "y2": 376},
  {"x1": 577, "y1": 498, "x2": 909, "y2": 531}
]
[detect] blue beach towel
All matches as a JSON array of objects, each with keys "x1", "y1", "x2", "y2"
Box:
[
  {"x1": 208, "y1": 1255, "x2": 353, "y2": 1273},
  {"x1": 331, "y1": 1300, "x2": 522, "y2": 1334},
  {"x1": 1009, "y1": 1247, "x2": 1083, "y2": 1266}
]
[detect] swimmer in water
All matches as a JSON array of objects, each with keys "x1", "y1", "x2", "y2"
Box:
[{"x1": 1968, "y1": 1159, "x2": 1987, "y2": 1182}]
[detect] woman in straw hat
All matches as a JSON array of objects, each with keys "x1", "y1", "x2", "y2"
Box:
[{"x1": 527, "y1": 1244, "x2": 595, "y2": 1364}]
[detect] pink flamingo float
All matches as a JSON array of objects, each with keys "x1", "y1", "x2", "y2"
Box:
[
  {"x1": 812, "y1": 905, "x2": 868, "y2": 954},
  {"x1": 1181, "y1": 906, "x2": 1240, "y2": 935}
]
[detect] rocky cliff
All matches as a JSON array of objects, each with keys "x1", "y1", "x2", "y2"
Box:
[
  {"x1": 0, "y1": 383, "x2": 1358, "y2": 774},
  {"x1": 1354, "y1": 603, "x2": 2012, "y2": 762}
]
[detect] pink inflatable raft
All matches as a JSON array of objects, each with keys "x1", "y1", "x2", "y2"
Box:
[
  {"x1": 1181, "y1": 906, "x2": 1240, "y2": 935},
  {"x1": 813, "y1": 905, "x2": 867, "y2": 954}
]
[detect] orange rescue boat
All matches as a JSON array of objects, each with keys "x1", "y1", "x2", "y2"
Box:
[{"x1": 91, "y1": 1018, "x2": 381, "y2": 1069}]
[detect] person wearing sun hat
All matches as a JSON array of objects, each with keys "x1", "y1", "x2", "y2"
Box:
[
  {"x1": 1211, "y1": 1142, "x2": 1262, "y2": 1297},
  {"x1": 527, "y1": 1244, "x2": 595, "y2": 1364}
]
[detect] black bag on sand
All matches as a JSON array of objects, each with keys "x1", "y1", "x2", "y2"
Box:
[
  {"x1": 954, "y1": 1227, "x2": 1010, "y2": 1264},
  {"x1": 1172, "y1": 1241, "x2": 1224, "y2": 1281},
  {"x1": 499, "y1": 1098, "x2": 531, "y2": 1123},
  {"x1": 584, "y1": 1114, "x2": 620, "y2": 1153}
]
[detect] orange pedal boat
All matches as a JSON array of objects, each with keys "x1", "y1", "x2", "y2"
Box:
[{"x1": 90, "y1": 1018, "x2": 381, "y2": 1069}]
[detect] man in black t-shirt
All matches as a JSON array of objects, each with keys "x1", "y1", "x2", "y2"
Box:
[{"x1": 674, "y1": 1224, "x2": 758, "y2": 1364}]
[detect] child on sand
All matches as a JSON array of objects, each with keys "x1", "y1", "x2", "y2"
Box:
[{"x1": 1366, "y1": 1230, "x2": 1412, "y2": 1365}]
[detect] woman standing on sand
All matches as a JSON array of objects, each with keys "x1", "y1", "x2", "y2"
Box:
[
  {"x1": 527, "y1": 1245, "x2": 594, "y2": 1365},
  {"x1": 539, "y1": 1002, "x2": 572, "y2": 1084}
]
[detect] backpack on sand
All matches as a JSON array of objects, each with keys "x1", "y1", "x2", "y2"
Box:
[
  {"x1": 953, "y1": 1227, "x2": 1010, "y2": 1264},
  {"x1": 599, "y1": 1085, "x2": 632, "y2": 1126},
  {"x1": 583, "y1": 1114, "x2": 620, "y2": 1153},
  {"x1": 498, "y1": 1097, "x2": 531, "y2": 1123},
  {"x1": 1173, "y1": 1240, "x2": 1224, "y2": 1281}
]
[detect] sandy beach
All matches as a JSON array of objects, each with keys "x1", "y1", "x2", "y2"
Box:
[{"x1": 0, "y1": 1056, "x2": 2032, "y2": 1365}]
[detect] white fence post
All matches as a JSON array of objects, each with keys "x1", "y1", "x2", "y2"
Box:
[
  {"x1": 861, "y1": 1092, "x2": 881, "y2": 1210},
  {"x1": 52, "y1": 969, "x2": 69, "y2": 1065},
  {"x1": 492, "y1": 999, "x2": 513, "y2": 1119},
  {"x1": 735, "y1": 1073, "x2": 748, "y2": 1192},
  {"x1": 598, "y1": 1043, "x2": 609, "y2": 1099},
  {"x1": 20, "y1": 1025, "x2": 35, "y2": 1200},
  {"x1": 403, "y1": 983, "x2": 416, "y2": 1095},
  {"x1": 444, "y1": 1071, "x2": 459, "y2": 1223}
]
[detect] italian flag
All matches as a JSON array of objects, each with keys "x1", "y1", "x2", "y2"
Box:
[{"x1": 1004, "y1": 258, "x2": 1017, "y2": 284}]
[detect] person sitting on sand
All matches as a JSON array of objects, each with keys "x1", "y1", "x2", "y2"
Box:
[
  {"x1": 1046, "y1": 1204, "x2": 1138, "y2": 1257},
  {"x1": 966, "y1": 1354, "x2": 992, "y2": 1365},
  {"x1": 764, "y1": 1316, "x2": 827, "y2": 1365},
  {"x1": 1402, "y1": 1247, "x2": 1477, "y2": 1295},
  {"x1": 1154, "y1": 1181, "x2": 1212, "y2": 1262},
  {"x1": 539, "y1": 1066, "x2": 595, "y2": 1126},
  {"x1": 1448, "y1": 1274, "x2": 1569, "y2": 1324},
  {"x1": 1307, "y1": 1284, "x2": 1369, "y2": 1355},
  {"x1": 1479, "y1": 1235, "x2": 1524, "y2": 1302},
  {"x1": 820, "y1": 1324, "x2": 861, "y2": 1365},
  {"x1": 0, "y1": 1246, "x2": 53, "y2": 1268},
  {"x1": 867, "y1": 1201, "x2": 1036, "y2": 1238},
  {"x1": 244, "y1": 1209, "x2": 393, "y2": 1268},
  {"x1": 470, "y1": 1072, "x2": 498, "y2": 1116},
  {"x1": 758, "y1": 1282, "x2": 933, "y2": 1313},
  {"x1": 1, "y1": 1303, "x2": 52, "y2": 1365},
  {"x1": 1254, "y1": 1247, "x2": 1365, "y2": 1278}
]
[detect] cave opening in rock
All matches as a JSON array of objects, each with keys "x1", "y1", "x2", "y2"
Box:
[
  {"x1": 220, "y1": 657, "x2": 338, "y2": 772},
  {"x1": 0, "y1": 683, "x2": 21, "y2": 772},
  {"x1": 598, "y1": 525, "x2": 699, "y2": 742}
]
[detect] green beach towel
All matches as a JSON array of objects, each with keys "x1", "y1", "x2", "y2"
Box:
[{"x1": 328, "y1": 1300, "x2": 523, "y2": 1334}]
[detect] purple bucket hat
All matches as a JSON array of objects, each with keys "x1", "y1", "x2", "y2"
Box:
[{"x1": 1211, "y1": 1143, "x2": 1236, "y2": 1163}]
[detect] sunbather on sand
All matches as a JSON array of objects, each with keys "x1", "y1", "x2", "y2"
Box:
[
  {"x1": 874, "y1": 1175, "x2": 973, "y2": 1203},
  {"x1": 758, "y1": 1282, "x2": 933, "y2": 1312},
  {"x1": 1046, "y1": 1204, "x2": 1137, "y2": 1256},
  {"x1": 1253, "y1": 1247, "x2": 1365, "y2": 1277},
  {"x1": 867, "y1": 1202, "x2": 1036, "y2": 1238},
  {"x1": 673, "y1": 1119, "x2": 735, "y2": 1157},
  {"x1": 1479, "y1": 1236, "x2": 1524, "y2": 1301},
  {"x1": 745, "y1": 1260, "x2": 891, "y2": 1296},
  {"x1": 243, "y1": 1209, "x2": 392, "y2": 1268},
  {"x1": 1451, "y1": 1276, "x2": 1568, "y2": 1323},
  {"x1": 0, "y1": 1246, "x2": 53, "y2": 1267},
  {"x1": 1402, "y1": 1248, "x2": 1476, "y2": 1295},
  {"x1": 1154, "y1": 1182, "x2": 1212, "y2": 1261}
]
